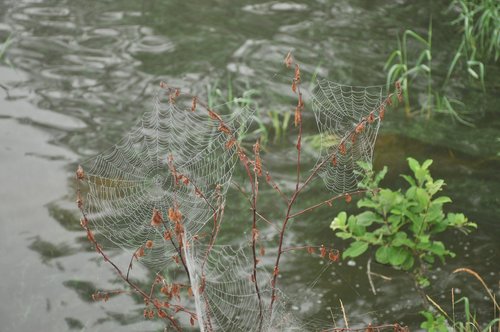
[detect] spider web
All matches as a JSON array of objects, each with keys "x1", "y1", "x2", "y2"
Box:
[
  {"x1": 79, "y1": 78, "x2": 388, "y2": 331},
  {"x1": 183, "y1": 244, "x2": 300, "y2": 332},
  {"x1": 81, "y1": 90, "x2": 252, "y2": 271},
  {"x1": 311, "y1": 79, "x2": 385, "y2": 194}
]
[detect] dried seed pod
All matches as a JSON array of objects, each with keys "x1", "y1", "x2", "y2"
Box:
[
  {"x1": 294, "y1": 106, "x2": 301, "y2": 127},
  {"x1": 294, "y1": 64, "x2": 300, "y2": 83},
  {"x1": 218, "y1": 123, "x2": 231, "y2": 135},
  {"x1": 76, "y1": 191, "x2": 83, "y2": 209},
  {"x1": 367, "y1": 112, "x2": 375, "y2": 124},
  {"x1": 151, "y1": 208, "x2": 163, "y2": 227},
  {"x1": 320, "y1": 245, "x2": 327, "y2": 258},
  {"x1": 252, "y1": 228, "x2": 259, "y2": 241},
  {"x1": 191, "y1": 96, "x2": 197, "y2": 112},
  {"x1": 253, "y1": 140, "x2": 262, "y2": 177},
  {"x1": 284, "y1": 51, "x2": 293, "y2": 68},
  {"x1": 76, "y1": 165, "x2": 85, "y2": 180},
  {"x1": 339, "y1": 142, "x2": 346, "y2": 155},
  {"x1": 379, "y1": 105, "x2": 386, "y2": 120},
  {"x1": 329, "y1": 250, "x2": 340, "y2": 262},
  {"x1": 225, "y1": 137, "x2": 236, "y2": 149},
  {"x1": 395, "y1": 81, "x2": 403, "y2": 102},
  {"x1": 355, "y1": 122, "x2": 365, "y2": 133},
  {"x1": 345, "y1": 194, "x2": 352, "y2": 203},
  {"x1": 80, "y1": 216, "x2": 88, "y2": 228}
]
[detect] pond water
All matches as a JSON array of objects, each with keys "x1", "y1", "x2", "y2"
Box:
[{"x1": 0, "y1": 0, "x2": 499, "y2": 331}]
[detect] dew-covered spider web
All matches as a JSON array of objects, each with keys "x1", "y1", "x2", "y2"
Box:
[
  {"x1": 81, "y1": 89, "x2": 253, "y2": 271},
  {"x1": 183, "y1": 244, "x2": 300, "y2": 331},
  {"x1": 79, "y1": 78, "x2": 388, "y2": 331},
  {"x1": 311, "y1": 79, "x2": 385, "y2": 194}
]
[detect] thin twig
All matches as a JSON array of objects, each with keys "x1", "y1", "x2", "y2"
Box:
[
  {"x1": 288, "y1": 189, "x2": 370, "y2": 219},
  {"x1": 367, "y1": 258, "x2": 377, "y2": 295}
]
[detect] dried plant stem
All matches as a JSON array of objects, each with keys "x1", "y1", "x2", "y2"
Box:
[
  {"x1": 77, "y1": 210, "x2": 184, "y2": 331},
  {"x1": 340, "y1": 298, "x2": 349, "y2": 328},
  {"x1": 251, "y1": 160, "x2": 264, "y2": 331},
  {"x1": 367, "y1": 258, "x2": 377, "y2": 295},
  {"x1": 166, "y1": 225, "x2": 191, "y2": 283},
  {"x1": 126, "y1": 246, "x2": 143, "y2": 280},
  {"x1": 269, "y1": 70, "x2": 304, "y2": 311},
  {"x1": 76, "y1": 170, "x2": 202, "y2": 331},
  {"x1": 201, "y1": 191, "x2": 224, "y2": 271},
  {"x1": 288, "y1": 189, "x2": 370, "y2": 219},
  {"x1": 453, "y1": 268, "x2": 500, "y2": 312}
]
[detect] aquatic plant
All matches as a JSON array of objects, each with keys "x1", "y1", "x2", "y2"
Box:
[
  {"x1": 0, "y1": 33, "x2": 13, "y2": 66},
  {"x1": 74, "y1": 53, "x2": 406, "y2": 331},
  {"x1": 384, "y1": 21, "x2": 475, "y2": 125},
  {"x1": 446, "y1": 0, "x2": 499, "y2": 86},
  {"x1": 424, "y1": 268, "x2": 500, "y2": 331},
  {"x1": 384, "y1": 24, "x2": 433, "y2": 117}
]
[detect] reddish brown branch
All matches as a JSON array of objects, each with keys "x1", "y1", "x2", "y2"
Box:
[
  {"x1": 251, "y1": 140, "x2": 264, "y2": 331},
  {"x1": 288, "y1": 189, "x2": 371, "y2": 219}
]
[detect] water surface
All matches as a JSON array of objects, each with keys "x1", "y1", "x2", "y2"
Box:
[{"x1": 0, "y1": 0, "x2": 499, "y2": 330}]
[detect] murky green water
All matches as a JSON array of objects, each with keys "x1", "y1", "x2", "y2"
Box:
[{"x1": 0, "y1": 0, "x2": 498, "y2": 331}]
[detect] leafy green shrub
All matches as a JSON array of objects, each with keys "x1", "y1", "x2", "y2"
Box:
[
  {"x1": 330, "y1": 158, "x2": 476, "y2": 287},
  {"x1": 420, "y1": 311, "x2": 448, "y2": 332}
]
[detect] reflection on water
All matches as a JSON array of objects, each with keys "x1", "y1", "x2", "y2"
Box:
[{"x1": 0, "y1": 0, "x2": 498, "y2": 330}]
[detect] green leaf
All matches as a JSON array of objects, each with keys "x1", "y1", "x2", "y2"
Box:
[
  {"x1": 388, "y1": 247, "x2": 411, "y2": 266},
  {"x1": 401, "y1": 255, "x2": 415, "y2": 270},
  {"x1": 415, "y1": 187, "x2": 430, "y2": 207},
  {"x1": 401, "y1": 174, "x2": 416, "y2": 186},
  {"x1": 387, "y1": 215, "x2": 402, "y2": 229},
  {"x1": 467, "y1": 67, "x2": 479, "y2": 79},
  {"x1": 348, "y1": 216, "x2": 366, "y2": 236},
  {"x1": 429, "y1": 241, "x2": 448, "y2": 258},
  {"x1": 356, "y1": 211, "x2": 379, "y2": 227},
  {"x1": 423, "y1": 254, "x2": 435, "y2": 264},
  {"x1": 406, "y1": 186, "x2": 416, "y2": 200},
  {"x1": 415, "y1": 168, "x2": 430, "y2": 186},
  {"x1": 421, "y1": 159, "x2": 433, "y2": 170},
  {"x1": 357, "y1": 199, "x2": 379, "y2": 209},
  {"x1": 392, "y1": 232, "x2": 415, "y2": 247},
  {"x1": 427, "y1": 179, "x2": 445, "y2": 195},
  {"x1": 374, "y1": 166, "x2": 388, "y2": 186},
  {"x1": 432, "y1": 196, "x2": 452, "y2": 205},
  {"x1": 426, "y1": 205, "x2": 445, "y2": 224},
  {"x1": 379, "y1": 189, "x2": 400, "y2": 211},
  {"x1": 342, "y1": 241, "x2": 369, "y2": 259},
  {"x1": 330, "y1": 212, "x2": 347, "y2": 232},
  {"x1": 418, "y1": 276, "x2": 430, "y2": 288},
  {"x1": 375, "y1": 246, "x2": 390, "y2": 264},
  {"x1": 336, "y1": 232, "x2": 352, "y2": 240},
  {"x1": 360, "y1": 232, "x2": 380, "y2": 244},
  {"x1": 407, "y1": 157, "x2": 420, "y2": 174}
]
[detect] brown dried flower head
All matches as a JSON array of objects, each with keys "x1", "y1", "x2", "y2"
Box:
[
  {"x1": 76, "y1": 165, "x2": 85, "y2": 180},
  {"x1": 284, "y1": 51, "x2": 293, "y2": 68},
  {"x1": 151, "y1": 208, "x2": 163, "y2": 227}
]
